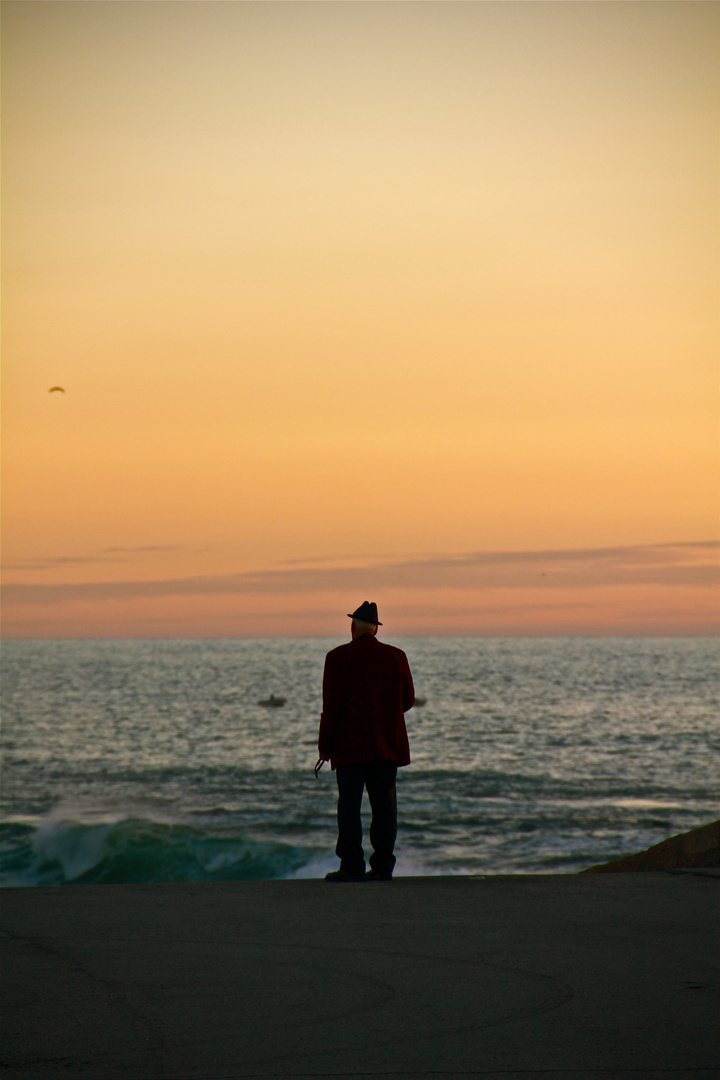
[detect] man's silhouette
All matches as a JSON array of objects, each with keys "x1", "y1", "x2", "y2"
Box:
[{"x1": 318, "y1": 601, "x2": 415, "y2": 882}]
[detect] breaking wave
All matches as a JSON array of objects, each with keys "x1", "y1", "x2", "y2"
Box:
[{"x1": 0, "y1": 811, "x2": 325, "y2": 887}]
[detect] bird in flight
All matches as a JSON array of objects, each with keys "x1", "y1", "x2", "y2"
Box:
[{"x1": 48, "y1": 386, "x2": 65, "y2": 393}]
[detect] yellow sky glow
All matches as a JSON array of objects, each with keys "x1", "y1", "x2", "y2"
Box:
[{"x1": 2, "y1": 1, "x2": 718, "y2": 637}]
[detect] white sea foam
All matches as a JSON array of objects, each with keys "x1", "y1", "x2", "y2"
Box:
[
  {"x1": 32, "y1": 817, "x2": 113, "y2": 881},
  {"x1": 611, "y1": 799, "x2": 685, "y2": 810}
]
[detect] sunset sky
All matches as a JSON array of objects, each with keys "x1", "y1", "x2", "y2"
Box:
[{"x1": 2, "y1": 0, "x2": 718, "y2": 637}]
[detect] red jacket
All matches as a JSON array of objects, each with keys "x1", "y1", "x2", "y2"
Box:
[{"x1": 318, "y1": 634, "x2": 414, "y2": 769}]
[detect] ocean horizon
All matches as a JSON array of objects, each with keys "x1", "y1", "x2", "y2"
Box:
[{"x1": 1, "y1": 636, "x2": 718, "y2": 886}]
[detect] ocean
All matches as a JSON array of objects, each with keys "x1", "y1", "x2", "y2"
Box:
[{"x1": 1, "y1": 637, "x2": 717, "y2": 886}]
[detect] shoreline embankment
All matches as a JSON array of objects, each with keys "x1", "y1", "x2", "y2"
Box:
[{"x1": 583, "y1": 818, "x2": 720, "y2": 874}]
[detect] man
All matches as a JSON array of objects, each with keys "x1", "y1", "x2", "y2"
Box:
[{"x1": 318, "y1": 601, "x2": 415, "y2": 882}]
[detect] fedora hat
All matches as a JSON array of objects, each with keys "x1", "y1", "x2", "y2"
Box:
[{"x1": 348, "y1": 601, "x2": 382, "y2": 626}]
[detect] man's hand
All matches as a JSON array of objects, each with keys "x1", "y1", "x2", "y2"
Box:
[{"x1": 314, "y1": 757, "x2": 328, "y2": 778}]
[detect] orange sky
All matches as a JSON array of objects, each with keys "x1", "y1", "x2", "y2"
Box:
[{"x1": 2, "y1": 1, "x2": 718, "y2": 637}]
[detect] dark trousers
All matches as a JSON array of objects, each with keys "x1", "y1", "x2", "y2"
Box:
[{"x1": 335, "y1": 759, "x2": 398, "y2": 875}]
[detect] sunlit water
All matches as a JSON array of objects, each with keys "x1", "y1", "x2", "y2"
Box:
[{"x1": 1, "y1": 638, "x2": 717, "y2": 885}]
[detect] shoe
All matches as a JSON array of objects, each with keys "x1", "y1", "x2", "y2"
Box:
[
  {"x1": 365, "y1": 870, "x2": 393, "y2": 881},
  {"x1": 325, "y1": 869, "x2": 366, "y2": 882}
]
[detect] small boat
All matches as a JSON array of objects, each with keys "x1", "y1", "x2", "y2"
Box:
[
  {"x1": 414, "y1": 697, "x2": 427, "y2": 707},
  {"x1": 258, "y1": 693, "x2": 286, "y2": 707}
]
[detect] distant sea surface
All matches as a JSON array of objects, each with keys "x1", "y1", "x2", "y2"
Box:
[{"x1": 1, "y1": 638, "x2": 718, "y2": 886}]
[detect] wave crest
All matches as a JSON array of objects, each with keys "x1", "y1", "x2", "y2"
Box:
[{"x1": 0, "y1": 813, "x2": 320, "y2": 887}]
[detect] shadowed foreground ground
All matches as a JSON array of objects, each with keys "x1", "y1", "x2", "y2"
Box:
[{"x1": 1, "y1": 873, "x2": 718, "y2": 1080}]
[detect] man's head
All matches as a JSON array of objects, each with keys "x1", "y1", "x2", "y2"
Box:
[{"x1": 348, "y1": 600, "x2": 381, "y2": 639}]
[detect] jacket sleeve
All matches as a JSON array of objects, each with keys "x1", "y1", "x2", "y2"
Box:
[
  {"x1": 401, "y1": 652, "x2": 415, "y2": 712},
  {"x1": 318, "y1": 652, "x2": 341, "y2": 759}
]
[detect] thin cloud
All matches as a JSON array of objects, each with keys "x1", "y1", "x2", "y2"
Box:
[
  {"x1": 2, "y1": 541, "x2": 717, "y2": 606},
  {"x1": 101, "y1": 545, "x2": 182, "y2": 554},
  {"x1": 277, "y1": 551, "x2": 405, "y2": 567},
  {"x1": 2, "y1": 545, "x2": 183, "y2": 572}
]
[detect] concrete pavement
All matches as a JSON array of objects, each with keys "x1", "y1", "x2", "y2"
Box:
[{"x1": 1, "y1": 873, "x2": 718, "y2": 1079}]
